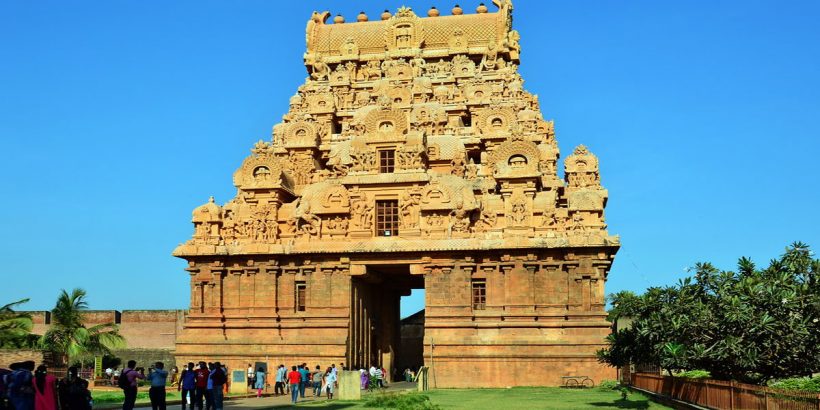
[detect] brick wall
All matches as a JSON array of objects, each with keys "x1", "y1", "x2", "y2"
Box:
[{"x1": 0, "y1": 349, "x2": 48, "y2": 368}]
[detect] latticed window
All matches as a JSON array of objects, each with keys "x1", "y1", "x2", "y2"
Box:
[
  {"x1": 472, "y1": 280, "x2": 486, "y2": 310},
  {"x1": 379, "y1": 149, "x2": 395, "y2": 173},
  {"x1": 376, "y1": 200, "x2": 399, "y2": 237},
  {"x1": 295, "y1": 281, "x2": 306, "y2": 312}
]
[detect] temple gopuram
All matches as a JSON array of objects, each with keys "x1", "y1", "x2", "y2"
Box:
[{"x1": 173, "y1": 0, "x2": 620, "y2": 387}]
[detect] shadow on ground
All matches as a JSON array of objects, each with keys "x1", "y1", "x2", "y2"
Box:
[{"x1": 588, "y1": 399, "x2": 651, "y2": 409}]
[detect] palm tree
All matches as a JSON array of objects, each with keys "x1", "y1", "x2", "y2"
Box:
[
  {"x1": 0, "y1": 298, "x2": 35, "y2": 348},
  {"x1": 40, "y1": 289, "x2": 126, "y2": 364}
]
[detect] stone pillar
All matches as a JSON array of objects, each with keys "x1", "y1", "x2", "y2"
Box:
[{"x1": 337, "y1": 370, "x2": 361, "y2": 400}]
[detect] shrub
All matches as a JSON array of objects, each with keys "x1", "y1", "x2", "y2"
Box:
[
  {"x1": 598, "y1": 380, "x2": 619, "y2": 390},
  {"x1": 365, "y1": 392, "x2": 442, "y2": 410},
  {"x1": 768, "y1": 377, "x2": 820, "y2": 392},
  {"x1": 677, "y1": 370, "x2": 711, "y2": 379}
]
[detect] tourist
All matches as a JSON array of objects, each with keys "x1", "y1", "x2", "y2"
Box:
[
  {"x1": 246, "y1": 364, "x2": 254, "y2": 390},
  {"x1": 323, "y1": 367, "x2": 336, "y2": 400},
  {"x1": 359, "y1": 368, "x2": 369, "y2": 390},
  {"x1": 120, "y1": 360, "x2": 145, "y2": 410},
  {"x1": 287, "y1": 366, "x2": 301, "y2": 404},
  {"x1": 193, "y1": 362, "x2": 209, "y2": 410},
  {"x1": 331, "y1": 364, "x2": 337, "y2": 377},
  {"x1": 146, "y1": 362, "x2": 168, "y2": 410},
  {"x1": 7, "y1": 361, "x2": 35, "y2": 410},
  {"x1": 57, "y1": 367, "x2": 91, "y2": 410},
  {"x1": 32, "y1": 365, "x2": 57, "y2": 410},
  {"x1": 204, "y1": 363, "x2": 215, "y2": 410},
  {"x1": 112, "y1": 368, "x2": 120, "y2": 386},
  {"x1": 381, "y1": 366, "x2": 388, "y2": 386},
  {"x1": 178, "y1": 363, "x2": 195, "y2": 410},
  {"x1": 169, "y1": 366, "x2": 179, "y2": 388},
  {"x1": 0, "y1": 365, "x2": 11, "y2": 410},
  {"x1": 210, "y1": 362, "x2": 225, "y2": 410},
  {"x1": 254, "y1": 367, "x2": 265, "y2": 398},
  {"x1": 298, "y1": 364, "x2": 310, "y2": 399},
  {"x1": 274, "y1": 365, "x2": 286, "y2": 396},
  {"x1": 311, "y1": 365, "x2": 323, "y2": 397}
]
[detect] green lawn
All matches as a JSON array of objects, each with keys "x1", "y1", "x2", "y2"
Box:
[{"x1": 295, "y1": 387, "x2": 671, "y2": 409}]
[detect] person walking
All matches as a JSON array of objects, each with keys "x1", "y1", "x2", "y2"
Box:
[
  {"x1": 359, "y1": 368, "x2": 369, "y2": 390},
  {"x1": 8, "y1": 361, "x2": 35, "y2": 410},
  {"x1": 209, "y1": 363, "x2": 225, "y2": 410},
  {"x1": 298, "y1": 364, "x2": 310, "y2": 399},
  {"x1": 204, "y1": 363, "x2": 215, "y2": 410},
  {"x1": 32, "y1": 365, "x2": 57, "y2": 410},
  {"x1": 254, "y1": 367, "x2": 265, "y2": 398},
  {"x1": 246, "y1": 365, "x2": 254, "y2": 390},
  {"x1": 120, "y1": 360, "x2": 145, "y2": 410},
  {"x1": 57, "y1": 367, "x2": 91, "y2": 410},
  {"x1": 274, "y1": 365, "x2": 285, "y2": 396},
  {"x1": 193, "y1": 362, "x2": 209, "y2": 410},
  {"x1": 323, "y1": 367, "x2": 336, "y2": 400},
  {"x1": 311, "y1": 366, "x2": 323, "y2": 397},
  {"x1": 287, "y1": 366, "x2": 301, "y2": 404},
  {"x1": 146, "y1": 362, "x2": 168, "y2": 410},
  {"x1": 178, "y1": 363, "x2": 196, "y2": 410}
]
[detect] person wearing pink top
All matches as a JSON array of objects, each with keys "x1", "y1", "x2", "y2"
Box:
[{"x1": 32, "y1": 365, "x2": 58, "y2": 410}]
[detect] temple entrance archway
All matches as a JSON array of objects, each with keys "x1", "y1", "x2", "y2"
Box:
[{"x1": 347, "y1": 264, "x2": 423, "y2": 381}]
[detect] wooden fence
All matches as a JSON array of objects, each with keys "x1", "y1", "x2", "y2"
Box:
[{"x1": 631, "y1": 373, "x2": 820, "y2": 410}]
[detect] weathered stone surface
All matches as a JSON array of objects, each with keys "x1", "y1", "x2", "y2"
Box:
[{"x1": 173, "y1": 0, "x2": 619, "y2": 387}]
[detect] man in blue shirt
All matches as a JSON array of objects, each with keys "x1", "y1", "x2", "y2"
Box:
[
  {"x1": 177, "y1": 363, "x2": 196, "y2": 410},
  {"x1": 298, "y1": 364, "x2": 310, "y2": 399},
  {"x1": 146, "y1": 362, "x2": 168, "y2": 410}
]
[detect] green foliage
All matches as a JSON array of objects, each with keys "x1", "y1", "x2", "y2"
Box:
[
  {"x1": 599, "y1": 242, "x2": 820, "y2": 383},
  {"x1": 768, "y1": 377, "x2": 820, "y2": 392},
  {"x1": 597, "y1": 379, "x2": 620, "y2": 390},
  {"x1": 39, "y1": 288, "x2": 126, "y2": 363},
  {"x1": 364, "y1": 392, "x2": 442, "y2": 410},
  {"x1": 0, "y1": 298, "x2": 36, "y2": 348},
  {"x1": 676, "y1": 370, "x2": 711, "y2": 379}
]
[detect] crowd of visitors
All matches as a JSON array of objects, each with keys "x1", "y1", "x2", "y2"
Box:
[
  {"x1": 2, "y1": 359, "x2": 398, "y2": 410},
  {"x1": 0, "y1": 361, "x2": 92, "y2": 410}
]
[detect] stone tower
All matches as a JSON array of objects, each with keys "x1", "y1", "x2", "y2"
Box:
[{"x1": 174, "y1": 0, "x2": 620, "y2": 387}]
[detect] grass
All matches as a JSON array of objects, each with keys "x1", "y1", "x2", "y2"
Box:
[
  {"x1": 92, "y1": 391, "x2": 178, "y2": 404},
  {"x1": 295, "y1": 387, "x2": 672, "y2": 409}
]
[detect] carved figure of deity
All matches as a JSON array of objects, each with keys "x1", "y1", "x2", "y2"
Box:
[
  {"x1": 474, "y1": 207, "x2": 497, "y2": 232},
  {"x1": 399, "y1": 191, "x2": 420, "y2": 229},
  {"x1": 298, "y1": 213, "x2": 321, "y2": 236},
  {"x1": 350, "y1": 198, "x2": 373, "y2": 229},
  {"x1": 451, "y1": 155, "x2": 467, "y2": 177},
  {"x1": 509, "y1": 200, "x2": 528, "y2": 225},
  {"x1": 449, "y1": 207, "x2": 471, "y2": 234},
  {"x1": 309, "y1": 56, "x2": 331, "y2": 81},
  {"x1": 480, "y1": 43, "x2": 499, "y2": 71},
  {"x1": 410, "y1": 57, "x2": 426, "y2": 77},
  {"x1": 465, "y1": 158, "x2": 478, "y2": 179}
]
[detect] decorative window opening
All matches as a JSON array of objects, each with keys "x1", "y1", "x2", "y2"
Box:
[
  {"x1": 295, "y1": 281, "x2": 307, "y2": 312},
  {"x1": 472, "y1": 279, "x2": 486, "y2": 310},
  {"x1": 508, "y1": 154, "x2": 528, "y2": 168},
  {"x1": 376, "y1": 200, "x2": 399, "y2": 237},
  {"x1": 379, "y1": 149, "x2": 395, "y2": 173}
]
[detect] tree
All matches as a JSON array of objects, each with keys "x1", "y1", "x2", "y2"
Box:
[
  {"x1": 39, "y1": 289, "x2": 126, "y2": 364},
  {"x1": 0, "y1": 298, "x2": 37, "y2": 348},
  {"x1": 598, "y1": 242, "x2": 820, "y2": 383}
]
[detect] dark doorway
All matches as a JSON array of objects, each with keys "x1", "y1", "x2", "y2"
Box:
[{"x1": 347, "y1": 264, "x2": 423, "y2": 381}]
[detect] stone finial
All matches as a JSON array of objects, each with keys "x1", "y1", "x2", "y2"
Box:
[
  {"x1": 452, "y1": 4, "x2": 463, "y2": 15},
  {"x1": 428, "y1": 6, "x2": 440, "y2": 17},
  {"x1": 333, "y1": 14, "x2": 345, "y2": 24},
  {"x1": 357, "y1": 11, "x2": 368, "y2": 22},
  {"x1": 381, "y1": 9, "x2": 392, "y2": 20},
  {"x1": 476, "y1": 2, "x2": 488, "y2": 13}
]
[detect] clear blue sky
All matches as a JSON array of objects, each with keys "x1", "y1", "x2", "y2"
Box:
[{"x1": 1, "y1": 1, "x2": 818, "y2": 318}]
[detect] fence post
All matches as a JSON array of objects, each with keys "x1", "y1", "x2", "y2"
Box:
[
  {"x1": 705, "y1": 380, "x2": 710, "y2": 408},
  {"x1": 729, "y1": 380, "x2": 734, "y2": 410},
  {"x1": 816, "y1": 393, "x2": 820, "y2": 410},
  {"x1": 764, "y1": 390, "x2": 769, "y2": 410}
]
